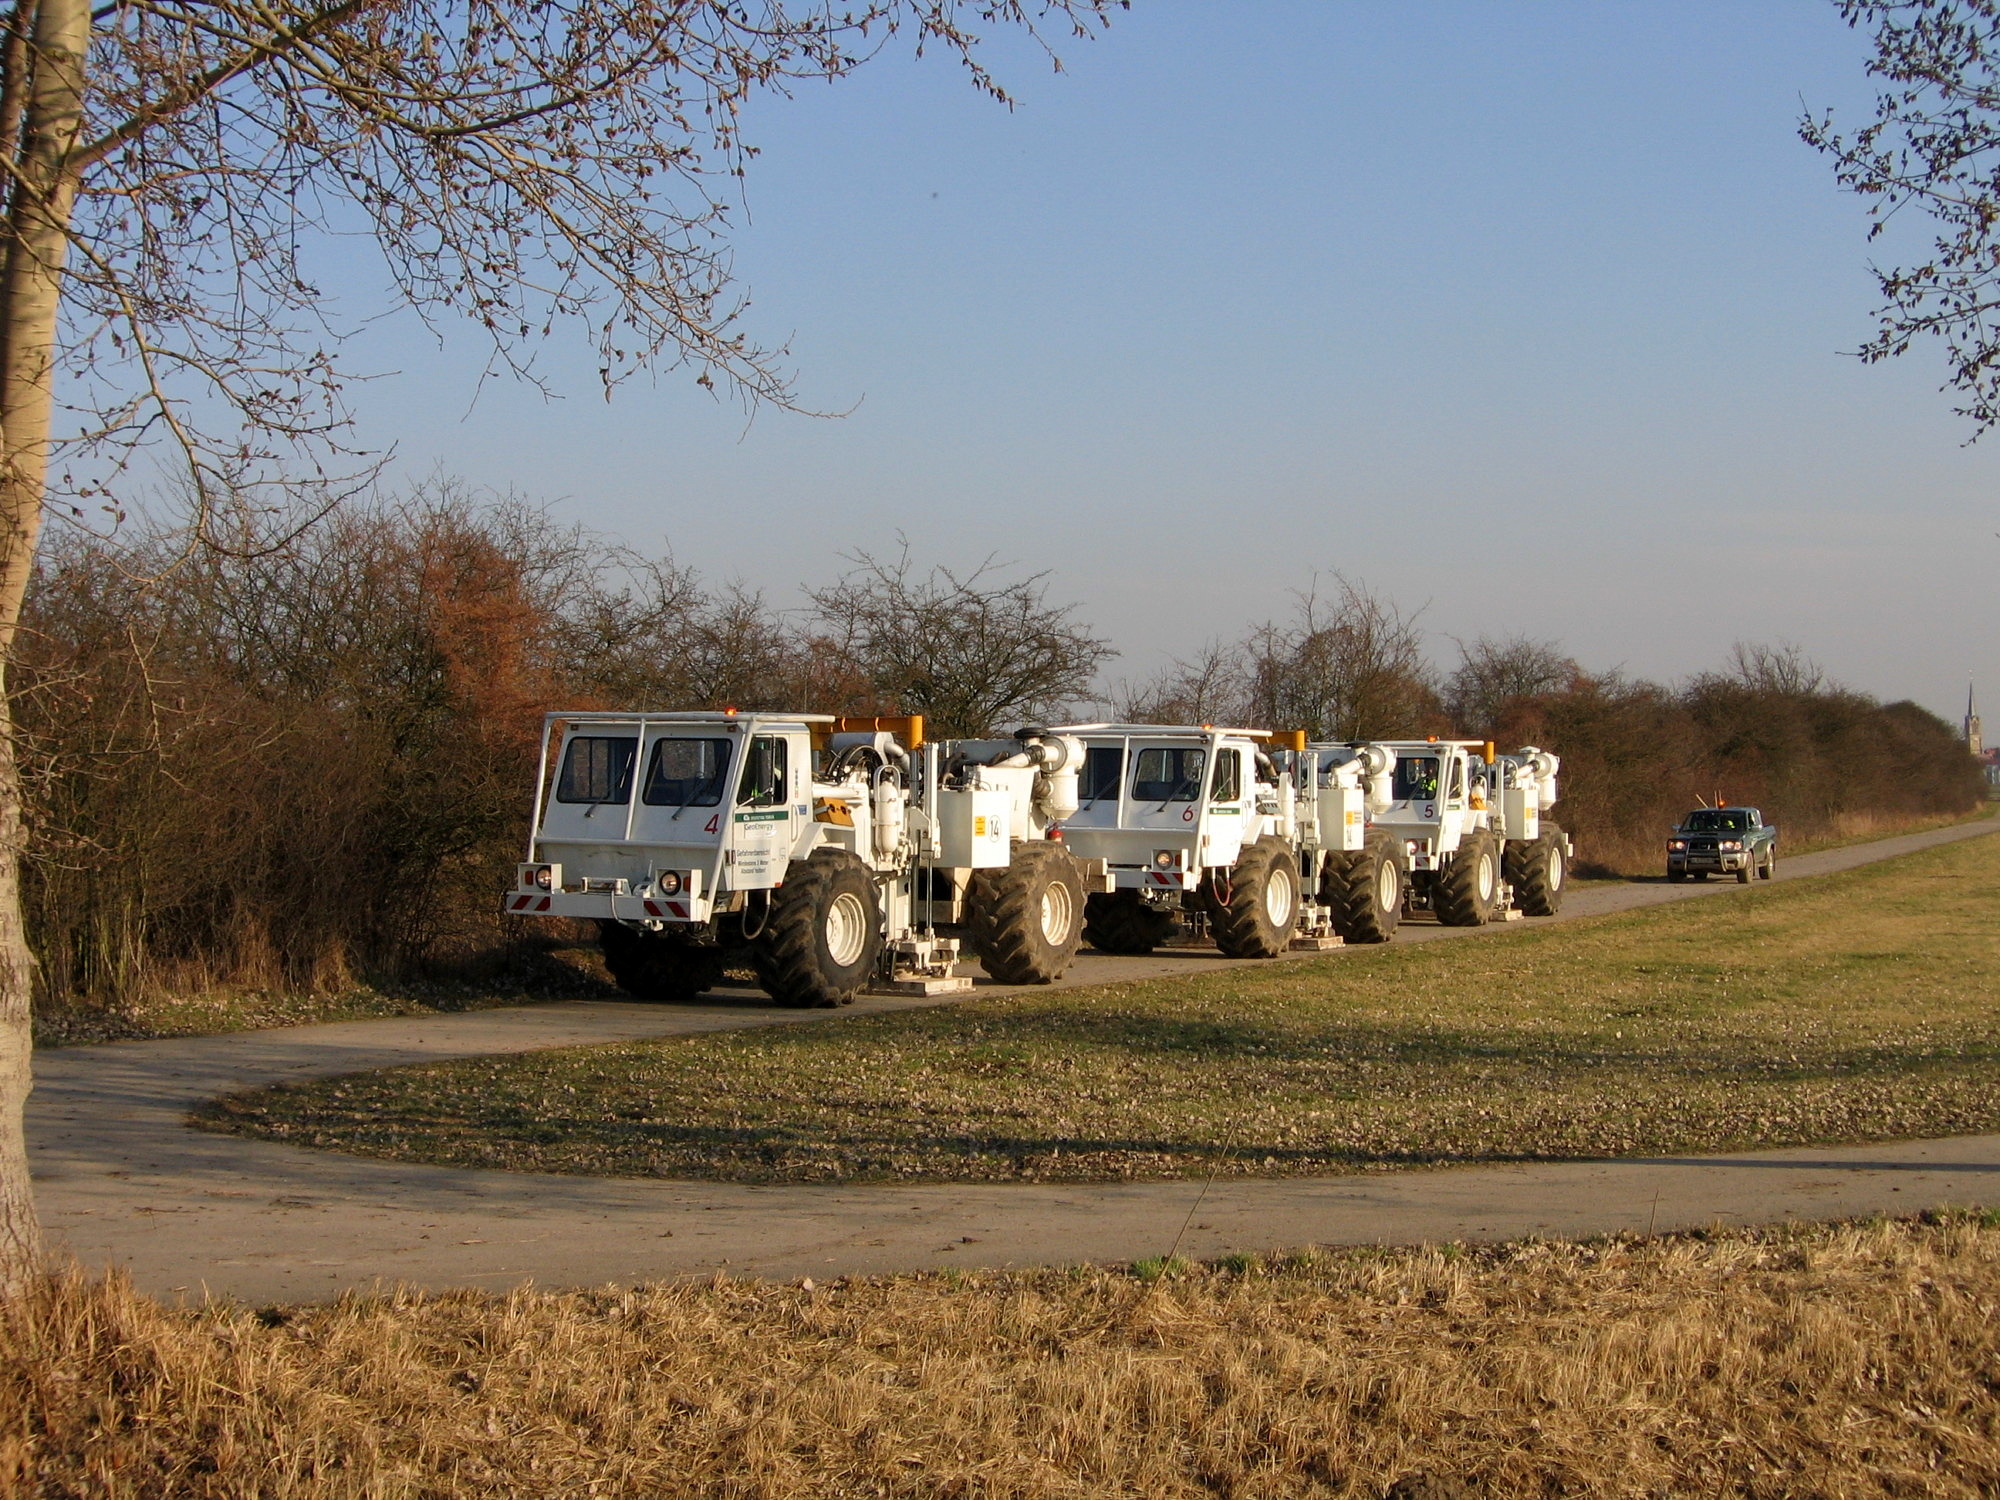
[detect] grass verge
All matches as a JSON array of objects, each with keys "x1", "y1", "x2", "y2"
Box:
[
  {"x1": 197, "y1": 830, "x2": 2000, "y2": 1185},
  {"x1": 8, "y1": 1214, "x2": 2000, "y2": 1497},
  {"x1": 34, "y1": 941, "x2": 613, "y2": 1048}
]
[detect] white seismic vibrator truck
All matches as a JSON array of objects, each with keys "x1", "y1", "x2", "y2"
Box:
[{"x1": 504, "y1": 711, "x2": 1105, "y2": 1007}]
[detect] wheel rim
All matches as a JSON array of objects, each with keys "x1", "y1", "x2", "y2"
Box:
[
  {"x1": 824, "y1": 890, "x2": 869, "y2": 968},
  {"x1": 1475, "y1": 849, "x2": 1495, "y2": 903},
  {"x1": 1265, "y1": 859, "x2": 1296, "y2": 927},
  {"x1": 1039, "y1": 880, "x2": 1074, "y2": 945},
  {"x1": 1547, "y1": 847, "x2": 1565, "y2": 892},
  {"x1": 1375, "y1": 856, "x2": 1399, "y2": 915}
]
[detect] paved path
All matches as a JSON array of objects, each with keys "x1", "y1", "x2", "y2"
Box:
[{"x1": 30, "y1": 816, "x2": 2000, "y2": 1303}]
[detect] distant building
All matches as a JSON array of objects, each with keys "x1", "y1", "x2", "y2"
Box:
[{"x1": 1972, "y1": 685, "x2": 2000, "y2": 794}]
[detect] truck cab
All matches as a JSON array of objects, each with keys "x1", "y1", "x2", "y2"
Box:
[
  {"x1": 508, "y1": 710, "x2": 821, "y2": 927},
  {"x1": 1055, "y1": 724, "x2": 1285, "y2": 897},
  {"x1": 1052, "y1": 723, "x2": 1317, "y2": 958},
  {"x1": 1369, "y1": 739, "x2": 1491, "y2": 878}
]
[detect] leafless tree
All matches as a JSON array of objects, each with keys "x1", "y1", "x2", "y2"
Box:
[
  {"x1": 1724, "y1": 640, "x2": 1827, "y2": 697},
  {"x1": 1241, "y1": 574, "x2": 1437, "y2": 741},
  {"x1": 0, "y1": 0, "x2": 1121, "y2": 1289},
  {"x1": 1106, "y1": 637, "x2": 1250, "y2": 725},
  {"x1": 1443, "y1": 634, "x2": 1579, "y2": 734},
  {"x1": 1803, "y1": 0, "x2": 2000, "y2": 434},
  {"x1": 805, "y1": 546, "x2": 1113, "y2": 737}
]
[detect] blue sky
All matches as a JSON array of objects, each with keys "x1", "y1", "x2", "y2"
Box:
[{"x1": 332, "y1": 1, "x2": 1995, "y2": 724}]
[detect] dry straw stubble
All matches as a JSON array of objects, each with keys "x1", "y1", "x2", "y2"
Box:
[{"x1": 4, "y1": 1214, "x2": 2000, "y2": 1497}]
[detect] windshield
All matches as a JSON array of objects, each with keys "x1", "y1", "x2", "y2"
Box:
[
  {"x1": 1080, "y1": 746, "x2": 1124, "y2": 803},
  {"x1": 1683, "y1": 810, "x2": 1749, "y2": 833},
  {"x1": 556, "y1": 736, "x2": 636, "y2": 804},
  {"x1": 642, "y1": 737, "x2": 731, "y2": 807},
  {"x1": 1392, "y1": 756, "x2": 1440, "y2": 801},
  {"x1": 1133, "y1": 747, "x2": 1206, "y2": 802}
]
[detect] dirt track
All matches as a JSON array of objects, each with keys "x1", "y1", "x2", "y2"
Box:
[{"x1": 29, "y1": 816, "x2": 2000, "y2": 1303}]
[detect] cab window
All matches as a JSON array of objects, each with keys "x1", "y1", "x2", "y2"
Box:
[
  {"x1": 1080, "y1": 746, "x2": 1124, "y2": 803},
  {"x1": 1133, "y1": 747, "x2": 1205, "y2": 802},
  {"x1": 1446, "y1": 758, "x2": 1465, "y2": 802},
  {"x1": 1210, "y1": 748, "x2": 1241, "y2": 802},
  {"x1": 736, "y1": 735, "x2": 789, "y2": 808},
  {"x1": 642, "y1": 737, "x2": 731, "y2": 807},
  {"x1": 556, "y1": 736, "x2": 636, "y2": 804},
  {"x1": 1392, "y1": 756, "x2": 1439, "y2": 801}
]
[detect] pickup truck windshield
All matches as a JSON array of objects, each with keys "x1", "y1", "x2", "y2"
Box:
[{"x1": 1683, "y1": 811, "x2": 1749, "y2": 833}]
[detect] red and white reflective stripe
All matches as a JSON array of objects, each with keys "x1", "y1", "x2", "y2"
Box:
[
  {"x1": 1146, "y1": 870, "x2": 1181, "y2": 887},
  {"x1": 508, "y1": 894, "x2": 534, "y2": 911},
  {"x1": 643, "y1": 900, "x2": 664, "y2": 918},
  {"x1": 534, "y1": 896, "x2": 551, "y2": 912},
  {"x1": 664, "y1": 900, "x2": 690, "y2": 920}
]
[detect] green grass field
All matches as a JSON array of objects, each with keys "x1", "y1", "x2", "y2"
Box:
[{"x1": 195, "y1": 832, "x2": 2000, "y2": 1184}]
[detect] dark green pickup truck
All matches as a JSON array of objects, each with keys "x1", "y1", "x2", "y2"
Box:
[{"x1": 1666, "y1": 806, "x2": 1776, "y2": 884}]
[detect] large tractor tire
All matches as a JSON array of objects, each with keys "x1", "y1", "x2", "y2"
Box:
[
  {"x1": 1082, "y1": 891, "x2": 1179, "y2": 955},
  {"x1": 1208, "y1": 837, "x2": 1302, "y2": 958},
  {"x1": 751, "y1": 848, "x2": 882, "y2": 1007},
  {"x1": 1435, "y1": 830, "x2": 1500, "y2": 927},
  {"x1": 1506, "y1": 824, "x2": 1568, "y2": 917},
  {"x1": 1323, "y1": 829, "x2": 1403, "y2": 944},
  {"x1": 597, "y1": 921, "x2": 727, "y2": 1002},
  {"x1": 968, "y1": 843, "x2": 1086, "y2": 984}
]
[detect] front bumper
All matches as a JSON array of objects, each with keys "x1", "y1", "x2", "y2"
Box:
[
  {"x1": 1667, "y1": 852, "x2": 1750, "y2": 873},
  {"x1": 504, "y1": 889, "x2": 712, "y2": 922}
]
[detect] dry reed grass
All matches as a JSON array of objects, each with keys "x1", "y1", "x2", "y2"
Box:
[{"x1": 5, "y1": 1213, "x2": 2000, "y2": 1497}]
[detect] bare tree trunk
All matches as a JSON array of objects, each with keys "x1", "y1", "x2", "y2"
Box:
[{"x1": 0, "y1": 0, "x2": 89, "y2": 1294}]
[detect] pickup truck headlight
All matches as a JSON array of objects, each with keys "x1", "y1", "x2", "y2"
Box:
[
  {"x1": 1667, "y1": 840, "x2": 1686, "y2": 851},
  {"x1": 1718, "y1": 840, "x2": 1743, "y2": 852}
]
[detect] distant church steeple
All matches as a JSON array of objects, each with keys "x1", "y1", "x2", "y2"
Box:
[{"x1": 1969, "y1": 682, "x2": 1984, "y2": 757}]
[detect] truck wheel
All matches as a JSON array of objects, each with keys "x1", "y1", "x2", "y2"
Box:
[
  {"x1": 1760, "y1": 849, "x2": 1776, "y2": 880},
  {"x1": 968, "y1": 843, "x2": 1085, "y2": 984},
  {"x1": 1507, "y1": 824, "x2": 1567, "y2": 917},
  {"x1": 752, "y1": 849, "x2": 882, "y2": 1007},
  {"x1": 1736, "y1": 859, "x2": 1752, "y2": 885},
  {"x1": 1435, "y1": 831, "x2": 1499, "y2": 926},
  {"x1": 597, "y1": 921, "x2": 726, "y2": 1002},
  {"x1": 1083, "y1": 891, "x2": 1179, "y2": 955},
  {"x1": 1323, "y1": 829, "x2": 1402, "y2": 943},
  {"x1": 1209, "y1": 837, "x2": 1301, "y2": 958}
]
